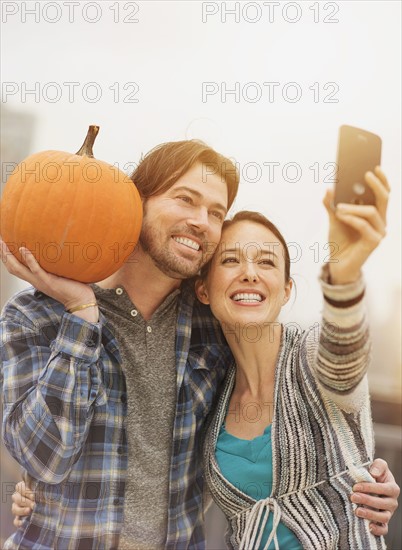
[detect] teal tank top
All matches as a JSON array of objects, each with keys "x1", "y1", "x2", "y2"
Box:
[{"x1": 216, "y1": 424, "x2": 302, "y2": 550}]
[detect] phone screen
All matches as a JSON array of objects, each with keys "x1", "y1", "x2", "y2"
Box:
[{"x1": 334, "y1": 125, "x2": 382, "y2": 206}]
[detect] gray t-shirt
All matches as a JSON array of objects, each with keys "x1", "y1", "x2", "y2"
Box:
[{"x1": 94, "y1": 285, "x2": 179, "y2": 549}]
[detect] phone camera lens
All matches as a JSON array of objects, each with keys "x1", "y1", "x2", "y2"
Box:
[{"x1": 352, "y1": 182, "x2": 366, "y2": 195}]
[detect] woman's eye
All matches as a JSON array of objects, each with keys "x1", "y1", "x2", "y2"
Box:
[{"x1": 260, "y1": 259, "x2": 274, "y2": 267}]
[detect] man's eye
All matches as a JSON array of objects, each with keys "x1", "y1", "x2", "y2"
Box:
[
  {"x1": 222, "y1": 257, "x2": 238, "y2": 264},
  {"x1": 178, "y1": 196, "x2": 192, "y2": 204},
  {"x1": 210, "y1": 211, "x2": 224, "y2": 221}
]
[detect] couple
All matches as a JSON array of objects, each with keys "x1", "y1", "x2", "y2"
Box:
[{"x1": 1, "y1": 139, "x2": 399, "y2": 549}]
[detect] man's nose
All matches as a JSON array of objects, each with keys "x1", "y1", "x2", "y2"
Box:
[{"x1": 187, "y1": 206, "x2": 209, "y2": 233}]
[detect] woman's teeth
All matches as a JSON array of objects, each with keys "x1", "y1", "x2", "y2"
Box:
[{"x1": 232, "y1": 293, "x2": 263, "y2": 303}]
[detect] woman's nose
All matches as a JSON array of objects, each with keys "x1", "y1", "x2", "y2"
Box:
[{"x1": 241, "y1": 261, "x2": 259, "y2": 282}]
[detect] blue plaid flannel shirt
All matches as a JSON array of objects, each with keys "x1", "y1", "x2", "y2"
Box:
[{"x1": 1, "y1": 280, "x2": 232, "y2": 549}]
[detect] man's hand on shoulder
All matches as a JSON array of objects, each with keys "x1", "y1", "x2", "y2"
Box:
[{"x1": 351, "y1": 458, "x2": 400, "y2": 536}]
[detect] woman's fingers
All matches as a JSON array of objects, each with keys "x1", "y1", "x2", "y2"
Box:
[
  {"x1": 13, "y1": 481, "x2": 35, "y2": 509},
  {"x1": 335, "y1": 203, "x2": 385, "y2": 235},
  {"x1": 323, "y1": 188, "x2": 336, "y2": 217},
  {"x1": 334, "y1": 210, "x2": 385, "y2": 251},
  {"x1": 11, "y1": 481, "x2": 34, "y2": 527},
  {"x1": 11, "y1": 500, "x2": 32, "y2": 517},
  {"x1": 16, "y1": 481, "x2": 35, "y2": 501},
  {"x1": 364, "y1": 167, "x2": 390, "y2": 223},
  {"x1": 373, "y1": 166, "x2": 390, "y2": 192},
  {"x1": 13, "y1": 516, "x2": 24, "y2": 528}
]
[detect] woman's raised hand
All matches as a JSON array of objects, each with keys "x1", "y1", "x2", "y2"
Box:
[{"x1": 323, "y1": 166, "x2": 389, "y2": 285}]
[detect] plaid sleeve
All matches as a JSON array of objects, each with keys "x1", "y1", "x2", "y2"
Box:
[{"x1": 1, "y1": 300, "x2": 104, "y2": 484}]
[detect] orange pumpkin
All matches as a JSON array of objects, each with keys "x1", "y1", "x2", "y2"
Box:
[{"x1": 0, "y1": 125, "x2": 143, "y2": 283}]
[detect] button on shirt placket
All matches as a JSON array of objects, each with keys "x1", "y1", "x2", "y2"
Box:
[
  {"x1": 118, "y1": 290, "x2": 179, "y2": 549},
  {"x1": 104, "y1": 285, "x2": 177, "y2": 548},
  {"x1": 110, "y1": 288, "x2": 129, "y2": 517}
]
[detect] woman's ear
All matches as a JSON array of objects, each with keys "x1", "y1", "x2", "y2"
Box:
[
  {"x1": 195, "y1": 278, "x2": 210, "y2": 305},
  {"x1": 282, "y1": 278, "x2": 293, "y2": 305}
]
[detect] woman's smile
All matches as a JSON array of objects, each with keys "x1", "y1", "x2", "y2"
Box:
[
  {"x1": 229, "y1": 290, "x2": 266, "y2": 305},
  {"x1": 197, "y1": 219, "x2": 292, "y2": 326}
]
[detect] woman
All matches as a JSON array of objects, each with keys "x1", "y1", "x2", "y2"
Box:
[{"x1": 196, "y1": 167, "x2": 391, "y2": 549}]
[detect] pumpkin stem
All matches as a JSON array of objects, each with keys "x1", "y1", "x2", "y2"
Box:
[{"x1": 75, "y1": 125, "x2": 100, "y2": 158}]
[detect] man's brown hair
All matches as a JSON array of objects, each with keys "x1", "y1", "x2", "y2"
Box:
[{"x1": 131, "y1": 140, "x2": 239, "y2": 210}]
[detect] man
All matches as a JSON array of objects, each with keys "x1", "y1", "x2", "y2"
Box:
[{"x1": 1, "y1": 140, "x2": 399, "y2": 549}]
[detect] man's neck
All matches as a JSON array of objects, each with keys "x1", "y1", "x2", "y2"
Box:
[{"x1": 98, "y1": 247, "x2": 182, "y2": 321}]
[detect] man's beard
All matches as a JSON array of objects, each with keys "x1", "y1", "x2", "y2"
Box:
[{"x1": 139, "y1": 221, "x2": 207, "y2": 279}]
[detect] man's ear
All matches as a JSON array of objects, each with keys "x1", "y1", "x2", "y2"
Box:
[{"x1": 195, "y1": 278, "x2": 210, "y2": 305}]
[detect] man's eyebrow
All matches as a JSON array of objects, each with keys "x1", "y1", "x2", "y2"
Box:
[{"x1": 173, "y1": 186, "x2": 227, "y2": 214}]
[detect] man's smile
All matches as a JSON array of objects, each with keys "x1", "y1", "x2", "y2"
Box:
[{"x1": 172, "y1": 235, "x2": 202, "y2": 252}]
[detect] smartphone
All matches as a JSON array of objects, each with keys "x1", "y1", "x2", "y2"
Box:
[{"x1": 334, "y1": 125, "x2": 382, "y2": 206}]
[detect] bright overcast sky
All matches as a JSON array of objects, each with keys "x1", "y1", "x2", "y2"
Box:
[{"x1": 1, "y1": 1, "x2": 401, "y2": 391}]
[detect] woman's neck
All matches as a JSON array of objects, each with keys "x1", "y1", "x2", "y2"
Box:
[{"x1": 224, "y1": 321, "x2": 283, "y2": 398}]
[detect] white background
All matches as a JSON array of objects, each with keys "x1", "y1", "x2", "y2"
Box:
[
  {"x1": 1, "y1": 2, "x2": 401, "y2": 546},
  {"x1": 1, "y1": 0, "x2": 401, "y2": 392}
]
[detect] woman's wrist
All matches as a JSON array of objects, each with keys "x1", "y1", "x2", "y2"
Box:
[{"x1": 327, "y1": 265, "x2": 362, "y2": 286}]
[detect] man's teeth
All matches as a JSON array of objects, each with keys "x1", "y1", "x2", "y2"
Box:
[
  {"x1": 232, "y1": 293, "x2": 263, "y2": 303},
  {"x1": 173, "y1": 236, "x2": 200, "y2": 251}
]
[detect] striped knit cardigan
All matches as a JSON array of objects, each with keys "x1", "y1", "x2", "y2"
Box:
[{"x1": 203, "y1": 273, "x2": 386, "y2": 550}]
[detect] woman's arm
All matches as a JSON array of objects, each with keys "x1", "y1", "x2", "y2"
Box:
[
  {"x1": 311, "y1": 168, "x2": 389, "y2": 410},
  {"x1": 324, "y1": 166, "x2": 389, "y2": 286}
]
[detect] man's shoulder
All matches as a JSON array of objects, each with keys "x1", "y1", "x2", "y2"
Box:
[
  {"x1": 178, "y1": 279, "x2": 227, "y2": 347},
  {"x1": 191, "y1": 299, "x2": 228, "y2": 348},
  {"x1": 1, "y1": 286, "x2": 64, "y2": 326}
]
